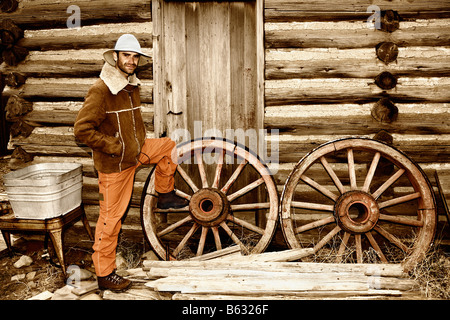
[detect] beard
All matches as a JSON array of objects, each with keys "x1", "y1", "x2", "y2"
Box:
[{"x1": 117, "y1": 61, "x2": 137, "y2": 75}]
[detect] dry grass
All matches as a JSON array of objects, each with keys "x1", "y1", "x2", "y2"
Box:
[
  {"x1": 116, "y1": 234, "x2": 145, "y2": 270},
  {"x1": 409, "y1": 246, "x2": 450, "y2": 300}
]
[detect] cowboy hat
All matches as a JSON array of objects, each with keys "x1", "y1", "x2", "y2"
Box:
[{"x1": 103, "y1": 34, "x2": 151, "y2": 67}]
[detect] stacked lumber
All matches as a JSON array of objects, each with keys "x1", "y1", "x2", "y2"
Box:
[{"x1": 141, "y1": 258, "x2": 422, "y2": 300}]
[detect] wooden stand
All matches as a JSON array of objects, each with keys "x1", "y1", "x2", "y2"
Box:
[{"x1": 0, "y1": 205, "x2": 94, "y2": 276}]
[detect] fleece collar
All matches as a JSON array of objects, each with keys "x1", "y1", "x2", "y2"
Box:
[{"x1": 99, "y1": 62, "x2": 141, "y2": 95}]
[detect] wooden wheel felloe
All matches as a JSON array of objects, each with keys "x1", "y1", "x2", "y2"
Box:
[
  {"x1": 280, "y1": 138, "x2": 437, "y2": 270},
  {"x1": 141, "y1": 138, "x2": 278, "y2": 260}
]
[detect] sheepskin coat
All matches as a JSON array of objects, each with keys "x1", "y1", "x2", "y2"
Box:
[{"x1": 74, "y1": 63, "x2": 146, "y2": 173}]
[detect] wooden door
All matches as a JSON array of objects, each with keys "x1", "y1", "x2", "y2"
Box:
[{"x1": 152, "y1": 0, "x2": 264, "y2": 145}]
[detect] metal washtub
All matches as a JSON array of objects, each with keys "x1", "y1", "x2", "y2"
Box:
[{"x1": 3, "y1": 163, "x2": 83, "y2": 219}]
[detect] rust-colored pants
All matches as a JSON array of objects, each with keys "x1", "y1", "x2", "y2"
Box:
[{"x1": 92, "y1": 137, "x2": 177, "y2": 277}]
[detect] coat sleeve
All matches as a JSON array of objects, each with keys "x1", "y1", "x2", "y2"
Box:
[{"x1": 74, "y1": 85, "x2": 122, "y2": 156}]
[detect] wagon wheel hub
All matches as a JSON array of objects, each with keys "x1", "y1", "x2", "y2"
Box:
[
  {"x1": 334, "y1": 190, "x2": 380, "y2": 234},
  {"x1": 189, "y1": 188, "x2": 230, "y2": 227}
]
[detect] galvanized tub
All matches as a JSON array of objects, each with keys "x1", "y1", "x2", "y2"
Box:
[{"x1": 3, "y1": 163, "x2": 82, "y2": 219}]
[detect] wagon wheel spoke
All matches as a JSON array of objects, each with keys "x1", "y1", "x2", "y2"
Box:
[
  {"x1": 372, "y1": 168, "x2": 405, "y2": 200},
  {"x1": 230, "y1": 202, "x2": 271, "y2": 211},
  {"x1": 177, "y1": 165, "x2": 199, "y2": 193},
  {"x1": 212, "y1": 150, "x2": 225, "y2": 189},
  {"x1": 212, "y1": 226, "x2": 222, "y2": 250},
  {"x1": 347, "y1": 148, "x2": 357, "y2": 190},
  {"x1": 220, "y1": 160, "x2": 247, "y2": 194},
  {"x1": 362, "y1": 152, "x2": 381, "y2": 193},
  {"x1": 156, "y1": 215, "x2": 192, "y2": 237},
  {"x1": 281, "y1": 138, "x2": 436, "y2": 268},
  {"x1": 227, "y1": 215, "x2": 265, "y2": 235},
  {"x1": 374, "y1": 225, "x2": 410, "y2": 252},
  {"x1": 291, "y1": 201, "x2": 334, "y2": 212},
  {"x1": 320, "y1": 156, "x2": 346, "y2": 194},
  {"x1": 300, "y1": 174, "x2": 338, "y2": 202},
  {"x1": 220, "y1": 221, "x2": 250, "y2": 254},
  {"x1": 195, "y1": 150, "x2": 208, "y2": 188},
  {"x1": 227, "y1": 177, "x2": 265, "y2": 202},
  {"x1": 355, "y1": 234, "x2": 363, "y2": 263},
  {"x1": 174, "y1": 189, "x2": 192, "y2": 201},
  {"x1": 378, "y1": 192, "x2": 421, "y2": 209},
  {"x1": 379, "y1": 213, "x2": 423, "y2": 227},
  {"x1": 196, "y1": 226, "x2": 209, "y2": 256},
  {"x1": 172, "y1": 223, "x2": 200, "y2": 257},
  {"x1": 294, "y1": 216, "x2": 334, "y2": 234},
  {"x1": 365, "y1": 231, "x2": 388, "y2": 263},
  {"x1": 335, "y1": 232, "x2": 351, "y2": 263},
  {"x1": 312, "y1": 226, "x2": 341, "y2": 253}
]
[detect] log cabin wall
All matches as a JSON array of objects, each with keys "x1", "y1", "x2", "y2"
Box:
[
  {"x1": 263, "y1": 0, "x2": 450, "y2": 242},
  {"x1": 1, "y1": 0, "x2": 449, "y2": 243}
]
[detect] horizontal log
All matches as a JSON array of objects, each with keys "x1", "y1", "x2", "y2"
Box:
[
  {"x1": 221, "y1": 248, "x2": 315, "y2": 262},
  {"x1": 10, "y1": 123, "x2": 155, "y2": 155},
  {"x1": 187, "y1": 245, "x2": 242, "y2": 261},
  {"x1": 1, "y1": 51, "x2": 153, "y2": 79},
  {"x1": 171, "y1": 290, "x2": 405, "y2": 299},
  {"x1": 147, "y1": 273, "x2": 416, "y2": 294},
  {"x1": 265, "y1": 22, "x2": 450, "y2": 49},
  {"x1": 3, "y1": 78, "x2": 153, "y2": 102},
  {"x1": 18, "y1": 22, "x2": 153, "y2": 51},
  {"x1": 143, "y1": 260, "x2": 407, "y2": 275},
  {"x1": 147, "y1": 266, "x2": 401, "y2": 281},
  {"x1": 265, "y1": 47, "x2": 450, "y2": 79},
  {"x1": 265, "y1": 103, "x2": 450, "y2": 135},
  {"x1": 272, "y1": 139, "x2": 450, "y2": 164},
  {"x1": 23, "y1": 106, "x2": 154, "y2": 129},
  {"x1": 0, "y1": 0, "x2": 151, "y2": 28},
  {"x1": 265, "y1": 78, "x2": 450, "y2": 105},
  {"x1": 264, "y1": 0, "x2": 450, "y2": 22}
]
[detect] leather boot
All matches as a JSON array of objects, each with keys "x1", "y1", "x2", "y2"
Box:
[
  {"x1": 157, "y1": 190, "x2": 188, "y2": 209},
  {"x1": 97, "y1": 271, "x2": 132, "y2": 292}
]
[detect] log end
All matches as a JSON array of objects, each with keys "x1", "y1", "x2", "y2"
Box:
[
  {"x1": 371, "y1": 98, "x2": 398, "y2": 123},
  {"x1": 375, "y1": 71, "x2": 397, "y2": 90},
  {"x1": 380, "y1": 10, "x2": 400, "y2": 33},
  {"x1": 376, "y1": 42, "x2": 399, "y2": 64},
  {"x1": 0, "y1": 0, "x2": 19, "y2": 13}
]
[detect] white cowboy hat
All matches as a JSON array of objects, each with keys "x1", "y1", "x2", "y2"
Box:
[{"x1": 103, "y1": 34, "x2": 151, "y2": 67}]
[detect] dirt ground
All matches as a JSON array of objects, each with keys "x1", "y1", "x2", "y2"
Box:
[{"x1": 0, "y1": 233, "x2": 91, "y2": 300}]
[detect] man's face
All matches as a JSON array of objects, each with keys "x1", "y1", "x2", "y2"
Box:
[{"x1": 115, "y1": 51, "x2": 140, "y2": 75}]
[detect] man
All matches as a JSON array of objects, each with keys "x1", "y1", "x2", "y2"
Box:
[{"x1": 74, "y1": 34, "x2": 187, "y2": 291}]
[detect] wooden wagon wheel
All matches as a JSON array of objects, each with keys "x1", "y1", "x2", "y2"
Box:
[
  {"x1": 280, "y1": 137, "x2": 436, "y2": 271},
  {"x1": 141, "y1": 138, "x2": 278, "y2": 260}
]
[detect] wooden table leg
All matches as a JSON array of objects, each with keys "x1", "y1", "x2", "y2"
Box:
[
  {"x1": 48, "y1": 229, "x2": 66, "y2": 276},
  {"x1": 1, "y1": 230, "x2": 13, "y2": 257},
  {"x1": 80, "y1": 212, "x2": 94, "y2": 241}
]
